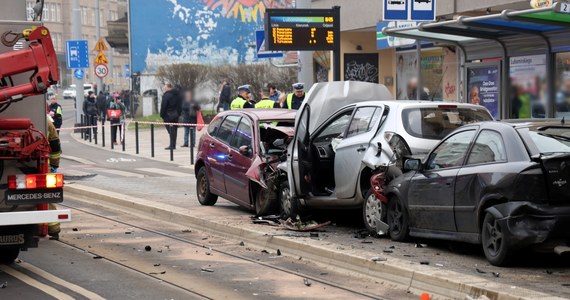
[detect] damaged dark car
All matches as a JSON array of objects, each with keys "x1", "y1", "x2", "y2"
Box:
[{"x1": 383, "y1": 121, "x2": 570, "y2": 266}]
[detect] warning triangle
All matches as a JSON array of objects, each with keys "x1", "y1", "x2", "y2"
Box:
[
  {"x1": 95, "y1": 51, "x2": 108, "y2": 64},
  {"x1": 93, "y1": 37, "x2": 108, "y2": 51}
]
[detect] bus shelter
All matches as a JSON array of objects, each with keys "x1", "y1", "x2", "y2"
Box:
[{"x1": 383, "y1": 2, "x2": 570, "y2": 120}]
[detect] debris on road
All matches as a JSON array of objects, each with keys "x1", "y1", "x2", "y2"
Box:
[
  {"x1": 310, "y1": 232, "x2": 319, "y2": 238},
  {"x1": 153, "y1": 263, "x2": 161, "y2": 267},
  {"x1": 0, "y1": 282, "x2": 7, "y2": 288},
  {"x1": 361, "y1": 240, "x2": 373, "y2": 244},
  {"x1": 72, "y1": 228, "x2": 79, "y2": 231},
  {"x1": 205, "y1": 252, "x2": 212, "y2": 256},
  {"x1": 415, "y1": 243, "x2": 427, "y2": 248},
  {"x1": 282, "y1": 218, "x2": 331, "y2": 232},
  {"x1": 371, "y1": 256, "x2": 387, "y2": 262},
  {"x1": 181, "y1": 229, "x2": 192, "y2": 233},
  {"x1": 492, "y1": 272, "x2": 500, "y2": 278},
  {"x1": 201, "y1": 267, "x2": 215, "y2": 273},
  {"x1": 239, "y1": 241, "x2": 245, "y2": 246},
  {"x1": 261, "y1": 250, "x2": 270, "y2": 254},
  {"x1": 476, "y1": 268, "x2": 487, "y2": 274},
  {"x1": 420, "y1": 261, "x2": 430, "y2": 265},
  {"x1": 252, "y1": 214, "x2": 281, "y2": 226},
  {"x1": 382, "y1": 249, "x2": 393, "y2": 253},
  {"x1": 353, "y1": 229, "x2": 369, "y2": 239},
  {"x1": 93, "y1": 255, "x2": 103, "y2": 259},
  {"x1": 303, "y1": 278, "x2": 312, "y2": 287},
  {"x1": 546, "y1": 270, "x2": 553, "y2": 275},
  {"x1": 125, "y1": 232, "x2": 132, "y2": 234},
  {"x1": 277, "y1": 249, "x2": 281, "y2": 256},
  {"x1": 149, "y1": 271, "x2": 166, "y2": 275},
  {"x1": 144, "y1": 245, "x2": 152, "y2": 252}
]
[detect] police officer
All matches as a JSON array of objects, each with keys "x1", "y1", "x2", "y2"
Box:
[
  {"x1": 285, "y1": 82, "x2": 305, "y2": 110},
  {"x1": 231, "y1": 85, "x2": 254, "y2": 109},
  {"x1": 255, "y1": 90, "x2": 279, "y2": 109}
]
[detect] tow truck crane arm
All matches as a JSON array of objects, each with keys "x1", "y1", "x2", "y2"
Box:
[{"x1": 0, "y1": 26, "x2": 58, "y2": 104}]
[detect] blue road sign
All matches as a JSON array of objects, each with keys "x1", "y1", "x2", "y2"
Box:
[
  {"x1": 125, "y1": 64, "x2": 130, "y2": 78},
  {"x1": 255, "y1": 30, "x2": 283, "y2": 59},
  {"x1": 383, "y1": 0, "x2": 409, "y2": 21},
  {"x1": 411, "y1": 0, "x2": 435, "y2": 21},
  {"x1": 66, "y1": 40, "x2": 89, "y2": 69},
  {"x1": 74, "y1": 69, "x2": 84, "y2": 79}
]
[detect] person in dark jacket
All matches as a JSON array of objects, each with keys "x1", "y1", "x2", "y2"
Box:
[
  {"x1": 83, "y1": 91, "x2": 98, "y2": 138},
  {"x1": 181, "y1": 90, "x2": 200, "y2": 147},
  {"x1": 96, "y1": 91, "x2": 108, "y2": 125},
  {"x1": 160, "y1": 83, "x2": 181, "y2": 150},
  {"x1": 219, "y1": 80, "x2": 231, "y2": 111}
]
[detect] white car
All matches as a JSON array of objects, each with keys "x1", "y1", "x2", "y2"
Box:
[
  {"x1": 283, "y1": 81, "x2": 494, "y2": 233},
  {"x1": 63, "y1": 84, "x2": 94, "y2": 99}
]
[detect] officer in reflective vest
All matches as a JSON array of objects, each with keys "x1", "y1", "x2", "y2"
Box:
[
  {"x1": 255, "y1": 90, "x2": 278, "y2": 109},
  {"x1": 286, "y1": 82, "x2": 305, "y2": 110},
  {"x1": 231, "y1": 85, "x2": 253, "y2": 110}
]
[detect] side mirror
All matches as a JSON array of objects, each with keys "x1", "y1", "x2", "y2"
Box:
[
  {"x1": 239, "y1": 145, "x2": 252, "y2": 157},
  {"x1": 273, "y1": 139, "x2": 285, "y2": 148},
  {"x1": 403, "y1": 158, "x2": 421, "y2": 172}
]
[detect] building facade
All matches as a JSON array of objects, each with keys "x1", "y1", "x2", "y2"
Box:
[{"x1": 25, "y1": 0, "x2": 130, "y2": 91}]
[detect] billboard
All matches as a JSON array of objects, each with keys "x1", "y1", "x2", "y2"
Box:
[
  {"x1": 466, "y1": 63, "x2": 500, "y2": 119},
  {"x1": 129, "y1": 0, "x2": 294, "y2": 74}
]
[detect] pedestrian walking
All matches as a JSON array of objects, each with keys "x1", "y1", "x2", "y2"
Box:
[
  {"x1": 160, "y1": 83, "x2": 181, "y2": 150},
  {"x1": 231, "y1": 85, "x2": 253, "y2": 110},
  {"x1": 181, "y1": 90, "x2": 201, "y2": 148},
  {"x1": 285, "y1": 83, "x2": 306, "y2": 110},
  {"x1": 48, "y1": 95, "x2": 63, "y2": 133},
  {"x1": 96, "y1": 91, "x2": 108, "y2": 125},
  {"x1": 218, "y1": 80, "x2": 231, "y2": 112},
  {"x1": 109, "y1": 96, "x2": 126, "y2": 145},
  {"x1": 83, "y1": 91, "x2": 98, "y2": 138}
]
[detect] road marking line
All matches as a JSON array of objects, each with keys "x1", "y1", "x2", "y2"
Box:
[
  {"x1": 92, "y1": 168, "x2": 145, "y2": 178},
  {"x1": 0, "y1": 264, "x2": 74, "y2": 300},
  {"x1": 61, "y1": 154, "x2": 96, "y2": 165},
  {"x1": 136, "y1": 167, "x2": 191, "y2": 177},
  {"x1": 17, "y1": 261, "x2": 105, "y2": 300}
]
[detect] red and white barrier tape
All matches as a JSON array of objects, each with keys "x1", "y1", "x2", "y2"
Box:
[{"x1": 58, "y1": 119, "x2": 208, "y2": 131}]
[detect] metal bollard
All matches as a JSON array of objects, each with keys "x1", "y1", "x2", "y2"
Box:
[
  {"x1": 80, "y1": 115, "x2": 84, "y2": 139},
  {"x1": 88, "y1": 116, "x2": 92, "y2": 143},
  {"x1": 111, "y1": 124, "x2": 114, "y2": 150},
  {"x1": 122, "y1": 124, "x2": 126, "y2": 152},
  {"x1": 150, "y1": 124, "x2": 155, "y2": 158},
  {"x1": 190, "y1": 127, "x2": 195, "y2": 165},
  {"x1": 102, "y1": 125, "x2": 105, "y2": 147},
  {"x1": 135, "y1": 122, "x2": 139, "y2": 154},
  {"x1": 93, "y1": 116, "x2": 97, "y2": 144}
]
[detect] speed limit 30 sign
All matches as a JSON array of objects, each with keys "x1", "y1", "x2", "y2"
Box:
[{"x1": 94, "y1": 64, "x2": 108, "y2": 78}]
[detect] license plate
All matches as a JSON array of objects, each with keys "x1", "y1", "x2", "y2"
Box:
[{"x1": 5, "y1": 188, "x2": 63, "y2": 205}]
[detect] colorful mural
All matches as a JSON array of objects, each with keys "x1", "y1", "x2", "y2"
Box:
[{"x1": 130, "y1": 0, "x2": 294, "y2": 73}]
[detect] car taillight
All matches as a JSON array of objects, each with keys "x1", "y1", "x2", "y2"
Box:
[{"x1": 7, "y1": 174, "x2": 64, "y2": 190}]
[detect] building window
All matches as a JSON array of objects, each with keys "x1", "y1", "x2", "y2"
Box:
[
  {"x1": 43, "y1": 3, "x2": 49, "y2": 21},
  {"x1": 56, "y1": 4, "x2": 61, "y2": 22},
  {"x1": 81, "y1": 6, "x2": 88, "y2": 25},
  {"x1": 50, "y1": 3, "x2": 56, "y2": 22},
  {"x1": 555, "y1": 52, "x2": 570, "y2": 118},
  {"x1": 26, "y1": 1, "x2": 34, "y2": 21}
]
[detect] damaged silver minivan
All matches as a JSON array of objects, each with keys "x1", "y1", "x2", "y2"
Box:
[{"x1": 282, "y1": 81, "x2": 493, "y2": 233}]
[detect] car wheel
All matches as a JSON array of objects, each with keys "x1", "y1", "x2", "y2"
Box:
[
  {"x1": 254, "y1": 186, "x2": 278, "y2": 216},
  {"x1": 279, "y1": 179, "x2": 300, "y2": 220},
  {"x1": 0, "y1": 248, "x2": 19, "y2": 264},
  {"x1": 387, "y1": 196, "x2": 409, "y2": 241},
  {"x1": 363, "y1": 189, "x2": 386, "y2": 234},
  {"x1": 481, "y1": 212, "x2": 512, "y2": 266},
  {"x1": 196, "y1": 167, "x2": 217, "y2": 206}
]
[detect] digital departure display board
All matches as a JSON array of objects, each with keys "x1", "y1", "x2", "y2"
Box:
[{"x1": 265, "y1": 8, "x2": 340, "y2": 51}]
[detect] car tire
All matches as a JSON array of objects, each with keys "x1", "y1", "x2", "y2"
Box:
[
  {"x1": 254, "y1": 186, "x2": 278, "y2": 216},
  {"x1": 363, "y1": 189, "x2": 386, "y2": 235},
  {"x1": 279, "y1": 179, "x2": 300, "y2": 220},
  {"x1": 481, "y1": 212, "x2": 512, "y2": 266},
  {"x1": 0, "y1": 248, "x2": 19, "y2": 264},
  {"x1": 387, "y1": 195, "x2": 409, "y2": 241},
  {"x1": 196, "y1": 167, "x2": 218, "y2": 206}
]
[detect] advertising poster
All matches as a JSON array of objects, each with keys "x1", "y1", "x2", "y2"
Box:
[
  {"x1": 396, "y1": 51, "x2": 418, "y2": 100},
  {"x1": 467, "y1": 63, "x2": 500, "y2": 119},
  {"x1": 421, "y1": 48, "x2": 443, "y2": 101},
  {"x1": 344, "y1": 53, "x2": 379, "y2": 83},
  {"x1": 442, "y1": 48, "x2": 458, "y2": 102},
  {"x1": 509, "y1": 54, "x2": 546, "y2": 118}
]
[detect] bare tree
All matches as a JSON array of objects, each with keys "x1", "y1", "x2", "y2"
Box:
[
  {"x1": 156, "y1": 64, "x2": 209, "y2": 92},
  {"x1": 210, "y1": 64, "x2": 296, "y2": 98}
]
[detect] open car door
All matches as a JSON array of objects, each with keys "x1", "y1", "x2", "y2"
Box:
[{"x1": 290, "y1": 105, "x2": 311, "y2": 197}]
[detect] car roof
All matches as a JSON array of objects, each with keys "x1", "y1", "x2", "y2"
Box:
[
  {"x1": 354, "y1": 100, "x2": 489, "y2": 110},
  {"x1": 503, "y1": 119, "x2": 570, "y2": 129},
  {"x1": 219, "y1": 109, "x2": 297, "y2": 121}
]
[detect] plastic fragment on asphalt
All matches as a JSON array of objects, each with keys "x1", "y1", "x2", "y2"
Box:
[
  {"x1": 124, "y1": 232, "x2": 132, "y2": 234},
  {"x1": 361, "y1": 240, "x2": 373, "y2": 244},
  {"x1": 277, "y1": 249, "x2": 281, "y2": 256},
  {"x1": 145, "y1": 245, "x2": 152, "y2": 252},
  {"x1": 420, "y1": 261, "x2": 429, "y2": 265},
  {"x1": 261, "y1": 250, "x2": 270, "y2": 254},
  {"x1": 72, "y1": 228, "x2": 78, "y2": 231},
  {"x1": 371, "y1": 256, "x2": 387, "y2": 262},
  {"x1": 154, "y1": 263, "x2": 161, "y2": 267},
  {"x1": 93, "y1": 256, "x2": 103, "y2": 259},
  {"x1": 383, "y1": 249, "x2": 393, "y2": 253},
  {"x1": 476, "y1": 268, "x2": 487, "y2": 274},
  {"x1": 201, "y1": 267, "x2": 214, "y2": 273},
  {"x1": 435, "y1": 263, "x2": 444, "y2": 267},
  {"x1": 492, "y1": 272, "x2": 500, "y2": 278},
  {"x1": 181, "y1": 229, "x2": 191, "y2": 233},
  {"x1": 415, "y1": 243, "x2": 427, "y2": 248},
  {"x1": 303, "y1": 278, "x2": 312, "y2": 287},
  {"x1": 239, "y1": 241, "x2": 245, "y2": 246},
  {"x1": 389, "y1": 245, "x2": 395, "y2": 249},
  {"x1": 0, "y1": 282, "x2": 7, "y2": 288},
  {"x1": 205, "y1": 252, "x2": 212, "y2": 256}
]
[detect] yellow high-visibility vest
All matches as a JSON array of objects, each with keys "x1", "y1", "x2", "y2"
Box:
[
  {"x1": 230, "y1": 97, "x2": 246, "y2": 110},
  {"x1": 255, "y1": 99, "x2": 275, "y2": 109},
  {"x1": 286, "y1": 93, "x2": 293, "y2": 109}
]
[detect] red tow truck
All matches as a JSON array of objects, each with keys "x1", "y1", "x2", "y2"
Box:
[{"x1": 0, "y1": 23, "x2": 70, "y2": 263}]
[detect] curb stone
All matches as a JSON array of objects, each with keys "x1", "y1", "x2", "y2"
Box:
[{"x1": 64, "y1": 184, "x2": 563, "y2": 300}]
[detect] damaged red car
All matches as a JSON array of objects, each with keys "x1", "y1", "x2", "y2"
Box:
[{"x1": 195, "y1": 109, "x2": 296, "y2": 215}]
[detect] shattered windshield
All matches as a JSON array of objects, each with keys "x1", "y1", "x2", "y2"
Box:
[{"x1": 524, "y1": 128, "x2": 570, "y2": 155}]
